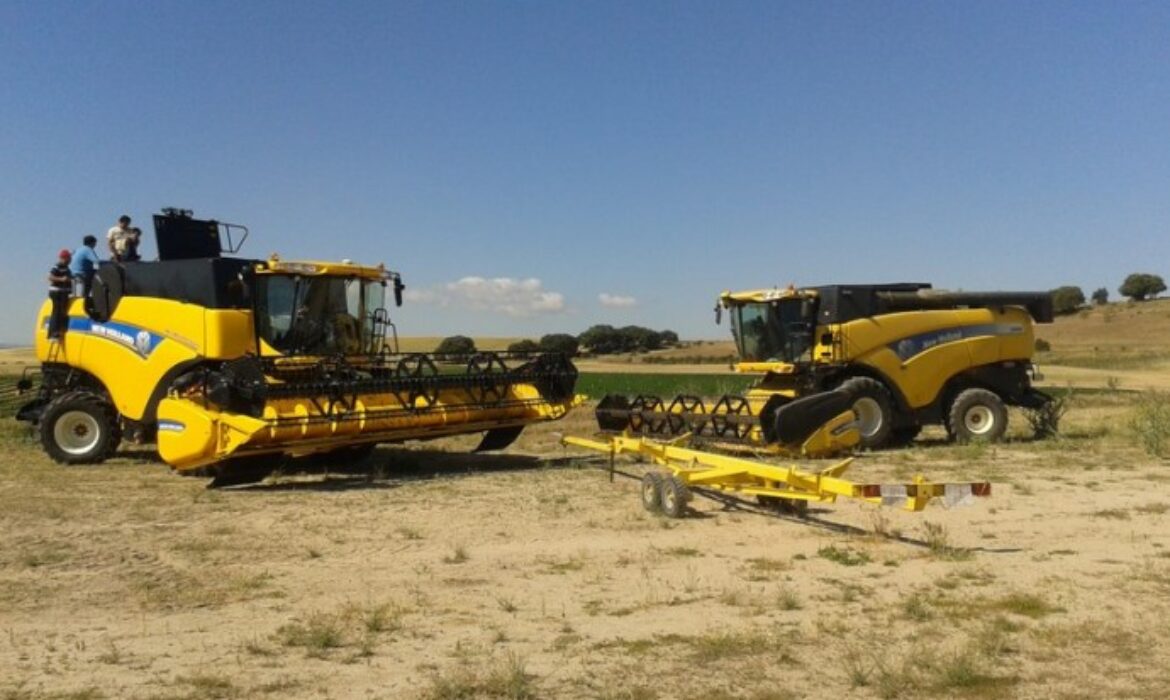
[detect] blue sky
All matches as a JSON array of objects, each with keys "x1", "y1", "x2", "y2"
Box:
[{"x1": 2, "y1": 1, "x2": 1168, "y2": 344}]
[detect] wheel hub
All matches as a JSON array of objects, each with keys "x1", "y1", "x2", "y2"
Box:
[
  {"x1": 963, "y1": 405, "x2": 996, "y2": 435},
  {"x1": 852, "y1": 397, "x2": 883, "y2": 438},
  {"x1": 53, "y1": 410, "x2": 102, "y2": 456}
]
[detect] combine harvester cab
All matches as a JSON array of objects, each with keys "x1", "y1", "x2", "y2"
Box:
[
  {"x1": 19, "y1": 209, "x2": 579, "y2": 486},
  {"x1": 593, "y1": 283, "x2": 1054, "y2": 454}
]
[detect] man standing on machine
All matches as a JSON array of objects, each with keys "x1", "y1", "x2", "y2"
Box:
[
  {"x1": 48, "y1": 249, "x2": 73, "y2": 339},
  {"x1": 107, "y1": 215, "x2": 140, "y2": 262}
]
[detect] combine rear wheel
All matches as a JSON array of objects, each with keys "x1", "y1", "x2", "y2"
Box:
[
  {"x1": 39, "y1": 391, "x2": 121, "y2": 464},
  {"x1": 948, "y1": 389, "x2": 1007, "y2": 443},
  {"x1": 837, "y1": 377, "x2": 894, "y2": 449}
]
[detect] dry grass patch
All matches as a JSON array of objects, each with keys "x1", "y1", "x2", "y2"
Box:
[{"x1": 424, "y1": 653, "x2": 536, "y2": 700}]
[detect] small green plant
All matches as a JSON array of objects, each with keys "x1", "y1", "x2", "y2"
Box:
[
  {"x1": 777, "y1": 585, "x2": 801, "y2": 610},
  {"x1": 396, "y1": 526, "x2": 424, "y2": 540},
  {"x1": 1026, "y1": 393, "x2": 1068, "y2": 439},
  {"x1": 275, "y1": 613, "x2": 346, "y2": 656},
  {"x1": 992, "y1": 592, "x2": 1063, "y2": 619},
  {"x1": 363, "y1": 603, "x2": 402, "y2": 633},
  {"x1": 443, "y1": 545, "x2": 469, "y2": 564},
  {"x1": 922, "y1": 521, "x2": 973, "y2": 561},
  {"x1": 177, "y1": 674, "x2": 237, "y2": 698},
  {"x1": 817, "y1": 545, "x2": 871, "y2": 567},
  {"x1": 902, "y1": 592, "x2": 932, "y2": 621},
  {"x1": 1130, "y1": 391, "x2": 1170, "y2": 457},
  {"x1": 1091, "y1": 508, "x2": 1131, "y2": 520},
  {"x1": 842, "y1": 643, "x2": 872, "y2": 687},
  {"x1": 426, "y1": 653, "x2": 536, "y2": 700}
]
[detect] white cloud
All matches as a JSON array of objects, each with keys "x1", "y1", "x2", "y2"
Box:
[
  {"x1": 406, "y1": 276, "x2": 566, "y2": 317},
  {"x1": 598, "y1": 292, "x2": 637, "y2": 308}
]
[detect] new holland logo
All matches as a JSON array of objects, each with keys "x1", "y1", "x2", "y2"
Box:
[
  {"x1": 135, "y1": 330, "x2": 152, "y2": 355},
  {"x1": 80, "y1": 320, "x2": 162, "y2": 357},
  {"x1": 890, "y1": 324, "x2": 1023, "y2": 362}
]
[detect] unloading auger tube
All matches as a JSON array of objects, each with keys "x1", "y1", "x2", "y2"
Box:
[
  {"x1": 594, "y1": 388, "x2": 862, "y2": 457},
  {"x1": 156, "y1": 350, "x2": 580, "y2": 476},
  {"x1": 562, "y1": 433, "x2": 991, "y2": 518}
]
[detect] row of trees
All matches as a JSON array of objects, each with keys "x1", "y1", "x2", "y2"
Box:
[
  {"x1": 1050, "y1": 273, "x2": 1166, "y2": 315},
  {"x1": 434, "y1": 325, "x2": 680, "y2": 357}
]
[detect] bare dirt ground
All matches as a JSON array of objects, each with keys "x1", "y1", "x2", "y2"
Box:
[{"x1": 3, "y1": 392, "x2": 1170, "y2": 700}]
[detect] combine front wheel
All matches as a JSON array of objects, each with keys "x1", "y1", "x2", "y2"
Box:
[
  {"x1": 39, "y1": 391, "x2": 121, "y2": 464},
  {"x1": 837, "y1": 377, "x2": 894, "y2": 449},
  {"x1": 948, "y1": 389, "x2": 1008, "y2": 443}
]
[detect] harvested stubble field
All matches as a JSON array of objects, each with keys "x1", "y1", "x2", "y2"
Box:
[{"x1": 3, "y1": 387, "x2": 1170, "y2": 700}]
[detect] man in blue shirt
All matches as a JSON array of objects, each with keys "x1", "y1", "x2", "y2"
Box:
[{"x1": 70, "y1": 235, "x2": 100, "y2": 298}]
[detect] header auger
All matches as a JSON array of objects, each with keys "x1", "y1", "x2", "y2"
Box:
[{"x1": 18, "y1": 208, "x2": 580, "y2": 486}]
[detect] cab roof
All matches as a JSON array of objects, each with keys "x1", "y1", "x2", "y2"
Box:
[
  {"x1": 720, "y1": 283, "x2": 930, "y2": 305},
  {"x1": 259, "y1": 256, "x2": 393, "y2": 281}
]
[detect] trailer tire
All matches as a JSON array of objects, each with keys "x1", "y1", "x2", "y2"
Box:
[
  {"x1": 947, "y1": 389, "x2": 1008, "y2": 443},
  {"x1": 660, "y1": 475, "x2": 691, "y2": 518},
  {"x1": 837, "y1": 377, "x2": 894, "y2": 449},
  {"x1": 39, "y1": 391, "x2": 121, "y2": 464},
  {"x1": 640, "y1": 472, "x2": 663, "y2": 512}
]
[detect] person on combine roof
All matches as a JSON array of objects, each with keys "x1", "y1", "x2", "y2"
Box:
[
  {"x1": 107, "y1": 214, "x2": 140, "y2": 262},
  {"x1": 48, "y1": 249, "x2": 73, "y2": 340},
  {"x1": 70, "y1": 235, "x2": 100, "y2": 298}
]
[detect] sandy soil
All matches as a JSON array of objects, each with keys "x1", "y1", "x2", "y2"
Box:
[{"x1": 2, "y1": 393, "x2": 1170, "y2": 700}]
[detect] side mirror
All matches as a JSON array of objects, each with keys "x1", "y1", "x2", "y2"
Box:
[
  {"x1": 393, "y1": 276, "x2": 404, "y2": 307},
  {"x1": 714, "y1": 304, "x2": 722, "y2": 325}
]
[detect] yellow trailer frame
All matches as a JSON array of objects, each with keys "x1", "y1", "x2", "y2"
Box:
[{"x1": 562, "y1": 433, "x2": 990, "y2": 518}]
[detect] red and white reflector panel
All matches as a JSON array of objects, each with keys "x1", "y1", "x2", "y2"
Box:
[{"x1": 944, "y1": 484, "x2": 975, "y2": 508}]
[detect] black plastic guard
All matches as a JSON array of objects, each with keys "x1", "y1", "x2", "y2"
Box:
[
  {"x1": 770, "y1": 390, "x2": 853, "y2": 447},
  {"x1": 475, "y1": 426, "x2": 524, "y2": 452}
]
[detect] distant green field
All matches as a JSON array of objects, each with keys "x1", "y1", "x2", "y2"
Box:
[{"x1": 576, "y1": 372, "x2": 754, "y2": 398}]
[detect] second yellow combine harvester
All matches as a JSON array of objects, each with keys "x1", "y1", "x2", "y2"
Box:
[
  {"x1": 594, "y1": 283, "x2": 1053, "y2": 455},
  {"x1": 17, "y1": 209, "x2": 578, "y2": 486}
]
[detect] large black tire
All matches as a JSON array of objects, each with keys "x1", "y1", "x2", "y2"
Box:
[
  {"x1": 39, "y1": 391, "x2": 121, "y2": 464},
  {"x1": 659, "y1": 475, "x2": 691, "y2": 519},
  {"x1": 837, "y1": 377, "x2": 894, "y2": 449},
  {"x1": 640, "y1": 472, "x2": 663, "y2": 512},
  {"x1": 948, "y1": 389, "x2": 1008, "y2": 443}
]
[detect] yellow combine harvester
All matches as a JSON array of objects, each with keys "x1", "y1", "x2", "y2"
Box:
[
  {"x1": 595, "y1": 283, "x2": 1053, "y2": 452},
  {"x1": 17, "y1": 209, "x2": 578, "y2": 486}
]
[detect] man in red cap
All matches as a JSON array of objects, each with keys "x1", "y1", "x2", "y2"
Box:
[{"x1": 47, "y1": 249, "x2": 73, "y2": 339}]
